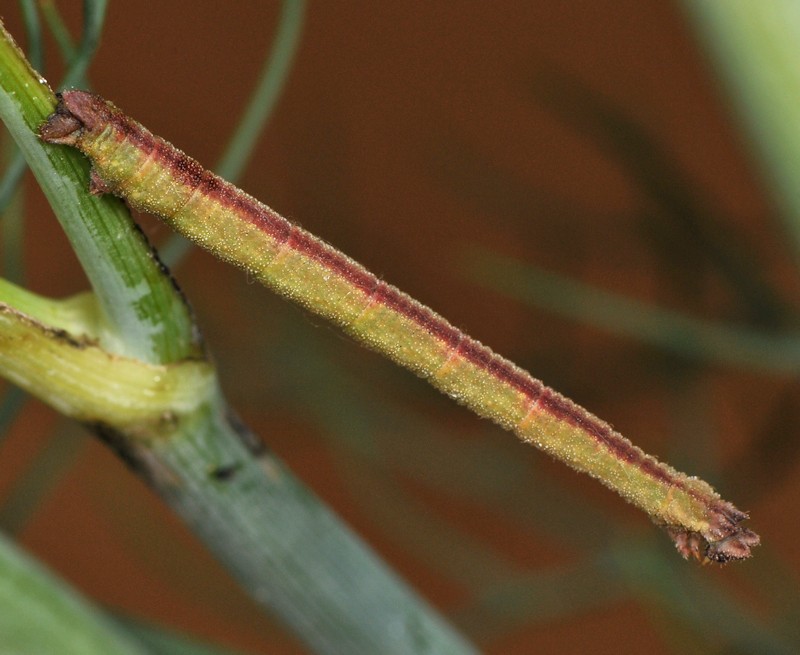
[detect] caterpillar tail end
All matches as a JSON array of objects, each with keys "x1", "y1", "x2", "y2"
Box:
[{"x1": 664, "y1": 502, "x2": 760, "y2": 564}]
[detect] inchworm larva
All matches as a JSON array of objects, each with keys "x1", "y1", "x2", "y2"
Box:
[{"x1": 40, "y1": 90, "x2": 759, "y2": 563}]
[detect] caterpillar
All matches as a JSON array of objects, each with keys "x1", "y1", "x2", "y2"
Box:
[{"x1": 40, "y1": 90, "x2": 759, "y2": 563}]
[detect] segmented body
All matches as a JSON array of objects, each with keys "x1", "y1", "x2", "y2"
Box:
[{"x1": 40, "y1": 91, "x2": 758, "y2": 562}]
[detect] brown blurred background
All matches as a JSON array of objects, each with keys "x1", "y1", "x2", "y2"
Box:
[{"x1": 2, "y1": 2, "x2": 799, "y2": 654}]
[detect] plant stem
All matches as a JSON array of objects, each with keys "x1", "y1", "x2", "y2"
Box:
[
  {"x1": 0, "y1": 296, "x2": 477, "y2": 653},
  {"x1": 465, "y1": 249, "x2": 800, "y2": 375},
  {"x1": 0, "y1": 532, "x2": 147, "y2": 655},
  {"x1": 0, "y1": 19, "x2": 197, "y2": 364},
  {"x1": 149, "y1": 393, "x2": 478, "y2": 655},
  {"x1": 160, "y1": 0, "x2": 306, "y2": 269},
  {"x1": 216, "y1": 0, "x2": 305, "y2": 182},
  {"x1": 683, "y1": 0, "x2": 800, "y2": 268}
]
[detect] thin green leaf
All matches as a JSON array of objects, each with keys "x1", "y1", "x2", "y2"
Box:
[
  {"x1": 0, "y1": 146, "x2": 25, "y2": 284},
  {"x1": 0, "y1": 0, "x2": 41, "y2": 224},
  {"x1": 18, "y1": 0, "x2": 43, "y2": 71},
  {"x1": 0, "y1": 533, "x2": 147, "y2": 655},
  {"x1": 0, "y1": 384, "x2": 26, "y2": 449},
  {"x1": 39, "y1": 0, "x2": 77, "y2": 63},
  {"x1": 161, "y1": 0, "x2": 306, "y2": 269},
  {"x1": 683, "y1": 0, "x2": 800, "y2": 269},
  {"x1": 216, "y1": 0, "x2": 305, "y2": 182},
  {"x1": 59, "y1": 0, "x2": 106, "y2": 89},
  {"x1": 111, "y1": 615, "x2": 257, "y2": 655},
  {"x1": 465, "y1": 249, "x2": 800, "y2": 375},
  {"x1": 612, "y1": 539, "x2": 798, "y2": 654},
  {"x1": 0, "y1": 152, "x2": 27, "y2": 217},
  {"x1": 0, "y1": 422, "x2": 87, "y2": 535}
]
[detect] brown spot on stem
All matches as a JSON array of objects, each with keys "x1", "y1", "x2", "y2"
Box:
[
  {"x1": 226, "y1": 406, "x2": 268, "y2": 456},
  {"x1": 209, "y1": 462, "x2": 242, "y2": 482},
  {"x1": 0, "y1": 304, "x2": 95, "y2": 350},
  {"x1": 85, "y1": 421, "x2": 179, "y2": 489}
]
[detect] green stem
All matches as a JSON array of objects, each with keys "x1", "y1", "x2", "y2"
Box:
[
  {"x1": 215, "y1": 0, "x2": 305, "y2": 182},
  {"x1": 18, "y1": 0, "x2": 43, "y2": 71},
  {"x1": 466, "y1": 249, "x2": 800, "y2": 375},
  {"x1": 0, "y1": 148, "x2": 25, "y2": 284},
  {"x1": 0, "y1": 532, "x2": 147, "y2": 655},
  {"x1": 0, "y1": 20, "x2": 197, "y2": 363},
  {"x1": 682, "y1": 0, "x2": 800, "y2": 268},
  {"x1": 0, "y1": 297, "x2": 476, "y2": 653},
  {"x1": 0, "y1": 0, "x2": 39, "y2": 254},
  {"x1": 59, "y1": 0, "x2": 106, "y2": 89},
  {"x1": 160, "y1": 0, "x2": 306, "y2": 269},
  {"x1": 39, "y1": 0, "x2": 78, "y2": 63},
  {"x1": 151, "y1": 394, "x2": 477, "y2": 655}
]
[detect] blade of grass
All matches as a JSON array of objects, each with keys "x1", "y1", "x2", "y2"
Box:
[
  {"x1": 0, "y1": 421, "x2": 87, "y2": 535},
  {"x1": 18, "y1": 0, "x2": 43, "y2": 71},
  {"x1": 0, "y1": 0, "x2": 41, "y2": 220},
  {"x1": 160, "y1": 0, "x2": 306, "y2": 269},
  {"x1": 683, "y1": 1, "x2": 800, "y2": 268},
  {"x1": 0, "y1": 152, "x2": 27, "y2": 216},
  {"x1": 0, "y1": 532, "x2": 147, "y2": 655},
  {"x1": 0, "y1": 384, "x2": 26, "y2": 449},
  {"x1": 465, "y1": 248, "x2": 800, "y2": 375},
  {"x1": 612, "y1": 538, "x2": 798, "y2": 654},
  {"x1": 1, "y1": 141, "x2": 26, "y2": 284},
  {"x1": 39, "y1": 0, "x2": 77, "y2": 63},
  {"x1": 59, "y1": 0, "x2": 105, "y2": 90},
  {"x1": 110, "y1": 614, "x2": 258, "y2": 655},
  {"x1": 216, "y1": 0, "x2": 304, "y2": 182}
]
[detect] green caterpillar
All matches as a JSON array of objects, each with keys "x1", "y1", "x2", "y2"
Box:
[{"x1": 40, "y1": 90, "x2": 759, "y2": 563}]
